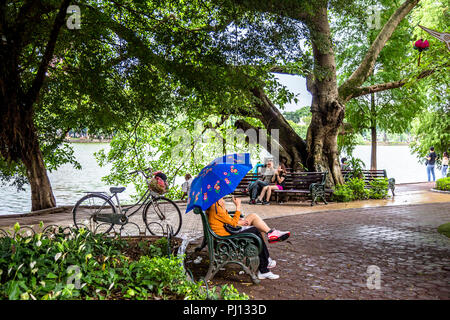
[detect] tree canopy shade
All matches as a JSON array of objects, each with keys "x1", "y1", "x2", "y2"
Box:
[{"x1": 1, "y1": 0, "x2": 448, "y2": 211}]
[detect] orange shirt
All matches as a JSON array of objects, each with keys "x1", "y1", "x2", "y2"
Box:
[{"x1": 206, "y1": 202, "x2": 241, "y2": 236}]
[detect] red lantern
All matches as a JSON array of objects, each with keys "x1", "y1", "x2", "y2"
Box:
[
  {"x1": 413, "y1": 39, "x2": 429, "y2": 66},
  {"x1": 414, "y1": 39, "x2": 430, "y2": 51}
]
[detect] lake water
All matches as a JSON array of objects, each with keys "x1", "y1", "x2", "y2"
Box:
[{"x1": 0, "y1": 143, "x2": 430, "y2": 215}]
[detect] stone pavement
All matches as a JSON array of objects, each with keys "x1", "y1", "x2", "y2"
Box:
[{"x1": 188, "y1": 202, "x2": 450, "y2": 300}]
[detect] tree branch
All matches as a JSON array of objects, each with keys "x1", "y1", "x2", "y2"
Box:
[
  {"x1": 339, "y1": 0, "x2": 421, "y2": 101},
  {"x1": 25, "y1": 0, "x2": 71, "y2": 108},
  {"x1": 350, "y1": 68, "x2": 437, "y2": 99}
]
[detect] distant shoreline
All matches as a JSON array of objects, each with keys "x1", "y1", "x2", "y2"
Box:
[
  {"x1": 360, "y1": 141, "x2": 409, "y2": 146},
  {"x1": 65, "y1": 139, "x2": 409, "y2": 146},
  {"x1": 65, "y1": 138, "x2": 112, "y2": 143}
]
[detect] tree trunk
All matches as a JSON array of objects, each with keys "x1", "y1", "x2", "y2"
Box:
[
  {"x1": 370, "y1": 126, "x2": 377, "y2": 170},
  {"x1": 370, "y1": 93, "x2": 377, "y2": 170},
  {"x1": 0, "y1": 94, "x2": 57, "y2": 212},
  {"x1": 0, "y1": 0, "x2": 70, "y2": 212},
  {"x1": 22, "y1": 132, "x2": 56, "y2": 212},
  {"x1": 245, "y1": 87, "x2": 308, "y2": 171},
  {"x1": 305, "y1": 7, "x2": 344, "y2": 186}
]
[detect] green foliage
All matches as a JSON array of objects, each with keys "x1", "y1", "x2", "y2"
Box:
[
  {"x1": 368, "y1": 178, "x2": 389, "y2": 199},
  {"x1": 332, "y1": 184, "x2": 354, "y2": 202},
  {"x1": 410, "y1": 108, "x2": 450, "y2": 165},
  {"x1": 437, "y1": 222, "x2": 450, "y2": 238},
  {"x1": 332, "y1": 177, "x2": 389, "y2": 202},
  {"x1": 435, "y1": 177, "x2": 450, "y2": 191},
  {"x1": 95, "y1": 115, "x2": 260, "y2": 201},
  {"x1": 343, "y1": 157, "x2": 366, "y2": 180},
  {"x1": 0, "y1": 226, "x2": 246, "y2": 300},
  {"x1": 283, "y1": 108, "x2": 311, "y2": 123},
  {"x1": 283, "y1": 107, "x2": 311, "y2": 140},
  {"x1": 347, "y1": 177, "x2": 370, "y2": 200}
]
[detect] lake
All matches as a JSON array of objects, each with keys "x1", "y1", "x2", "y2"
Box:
[{"x1": 0, "y1": 143, "x2": 430, "y2": 215}]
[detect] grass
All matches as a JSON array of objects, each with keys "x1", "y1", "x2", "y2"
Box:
[{"x1": 437, "y1": 222, "x2": 450, "y2": 238}]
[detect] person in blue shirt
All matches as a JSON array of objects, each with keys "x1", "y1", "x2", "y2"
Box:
[{"x1": 426, "y1": 147, "x2": 437, "y2": 182}]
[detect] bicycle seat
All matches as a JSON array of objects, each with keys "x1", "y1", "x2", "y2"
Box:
[{"x1": 110, "y1": 187, "x2": 126, "y2": 194}]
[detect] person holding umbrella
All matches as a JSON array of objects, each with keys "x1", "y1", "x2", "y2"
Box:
[
  {"x1": 206, "y1": 196, "x2": 290, "y2": 280},
  {"x1": 186, "y1": 153, "x2": 290, "y2": 280}
]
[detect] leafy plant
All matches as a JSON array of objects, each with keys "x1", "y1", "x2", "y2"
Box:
[
  {"x1": 333, "y1": 177, "x2": 390, "y2": 202},
  {"x1": 332, "y1": 184, "x2": 354, "y2": 202},
  {"x1": 368, "y1": 178, "x2": 389, "y2": 199},
  {"x1": 343, "y1": 157, "x2": 366, "y2": 179},
  {"x1": 435, "y1": 177, "x2": 450, "y2": 191},
  {"x1": 346, "y1": 177, "x2": 370, "y2": 200},
  {"x1": 0, "y1": 226, "x2": 246, "y2": 300}
]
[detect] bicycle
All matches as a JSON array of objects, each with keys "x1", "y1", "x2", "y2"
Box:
[{"x1": 72, "y1": 167, "x2": 182, "y2": 237}]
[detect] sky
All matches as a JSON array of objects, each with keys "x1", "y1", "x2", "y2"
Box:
[{"x1": 273, "y1": 73, "x2": 312, "y2": 112}]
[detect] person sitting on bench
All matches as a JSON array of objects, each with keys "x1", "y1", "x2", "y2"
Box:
[
  {"x1": 256, "y1": 164, "x2": 286, "y2": 205},
  {"x1": 248, "y1": 159, "x2": 275, "y2": 205},
  {"x1": 205, "y1": 196, "x2": 291, "y2": 280}
]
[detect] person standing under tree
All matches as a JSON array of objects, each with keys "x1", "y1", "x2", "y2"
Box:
[
  {"x1": 426, "y1": 147, "x2": 437, "y2": 182},
  {"x1": 181, "y1": 174, "x2": 193, "y2": 201},
  {"x1": 441, "y1": 152, "x2": 449, "y2": 178}
]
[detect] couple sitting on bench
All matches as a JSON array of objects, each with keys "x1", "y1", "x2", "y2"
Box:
[
  {"x1": 206, "y1": 196, "x2": 290, "y2": 280},
  {"x1": 248, "y1": 160, "x2": 286, "y2": 205}
]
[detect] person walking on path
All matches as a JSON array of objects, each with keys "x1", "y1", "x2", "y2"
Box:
[
  {"x1": 426, "y1": 147, "x2": 437, "y2": 182},
  {"x1": 441, "y1": 151, "x2": 449, "y2": 178},
  {"x1": 206, "y1": 196, "x2": 290, "y2": 280}
]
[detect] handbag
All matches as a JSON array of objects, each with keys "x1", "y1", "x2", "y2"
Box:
[
  {"x1": 224, "y1": 224, "x2": 242, "y2": 234},
  {"x1": 215, "y1": 203, "x2": 242, "y2": 234},
  {"x1": 148, "y1": 172, "x2": 169, "y2": 194}
]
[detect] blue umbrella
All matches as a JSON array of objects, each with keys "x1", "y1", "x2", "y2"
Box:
[{"x1": 185, "y1": 153, "x2": 252, "y2": 213}]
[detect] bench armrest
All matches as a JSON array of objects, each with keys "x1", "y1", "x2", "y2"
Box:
[
  {"x1": 309, "y1": 182, "x2": 325, "y2": 192},
  {"x1": 213, "y1": 232, "x2": 263, "y2": 255}
]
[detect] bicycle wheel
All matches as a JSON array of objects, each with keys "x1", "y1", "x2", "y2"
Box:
[
  {"x1": 143, "y1": 196, "x2": 182, "y2": 236},
  {"x1": 72, "y1": 193, "x2": 116, "y2": 235}
]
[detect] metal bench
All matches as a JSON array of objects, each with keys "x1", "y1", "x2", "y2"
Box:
[
  {"x1": 232, "y1": 173, "x2": 261, "y2": 195},
  {"x1": 233, "y1": 171, "x2": 330, "y2": 206},
  {"x1": 342, "y1": 169, "x2": 395, "y2": 196},
  {"x1": 193, "y1": 207, "x2": 263, "y2": 284},
  {"x1": 273, "y1": 171, "x2": 330, "y2": 206}
]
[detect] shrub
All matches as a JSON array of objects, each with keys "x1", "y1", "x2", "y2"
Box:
[
  {"x1": 346, "y1": 177, "x2": 369, "y2": 200},
  {"x1": 0, "y1": 226, "x2": 247, "y2": 300},
  {"x1": 436, "y1": 177, "x2": 450, "y2": 191},
  {"x1": 333, "y1": 177, "x2": 390, "y2": 202},
  {"x1": 344, "y1": 157, "x2": 366, "y2": 180},
  {"x1": 332, "y1": 184, "x2": 354, "y2": 202},
  {"x1": 368, "y1": 178, "x2": 389, "y2": 199}
]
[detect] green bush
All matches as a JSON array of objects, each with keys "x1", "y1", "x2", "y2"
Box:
[
  {"x1": 436, "y1": 177, "x2": 450, "y2": 191},
  {"x1": 332, "y1": 184, "x2": 354, "y2": 202},
  {"x1": 368, "y1": 178, "x2": 389, "y2": 199},
  {"x1": 0, "y1": 226, "x2": 247, "y2": 300},
  {"x1": 333, "y1": 177, "x2": 390, "y2": 202},
  {"x1": 346, "y1": 177, "x2": 369, "y2": 200}
]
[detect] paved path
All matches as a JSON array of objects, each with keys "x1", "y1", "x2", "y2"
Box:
[{"x1": 188, "y1": 202, "x2": 449, "y2": 300}]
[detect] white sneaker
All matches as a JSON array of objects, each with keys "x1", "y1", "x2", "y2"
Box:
[
  {"x1": 268, "y1": 257, "x2": 276, "y2": 269},
  {"x1": 257, "y1": 271, "x2": 280, "y2": 280}
]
